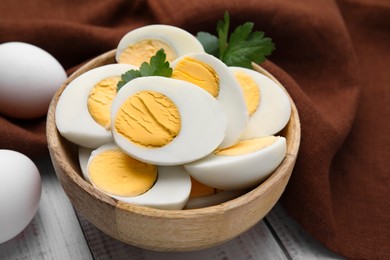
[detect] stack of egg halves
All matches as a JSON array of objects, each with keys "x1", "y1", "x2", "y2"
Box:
[{"x1": 55, "y1": 25, "x2": 291, "y2": 210}]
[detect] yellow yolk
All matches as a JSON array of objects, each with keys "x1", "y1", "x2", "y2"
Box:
[
  {"x1": 114, "y1": 90, "x2": 181, "y2": 148},
  {"x1": 87, "y1": 76, "x2": 120, "y2": 129},
  {"x1": 172, "y1": 57, "x2": 219, "y2": 97},
  {"x1": 234, "y1": 71, "x2": 260, "y2": 116},
  {"x1": 215, "y1": 136, "x2": 277, "y2": 156},
  {"x1": 189, "y1": 177, "x2": 217, "y2": 198},
  {"x1": 118, "y1": 39, "x2": 177, "y2": 67},
  {"x1": 88, "y1": 149, "x2": 157, "y2": 197}
]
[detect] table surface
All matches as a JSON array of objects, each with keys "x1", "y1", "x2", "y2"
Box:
[{"x1": 0, "y1": 156, "x2": 345, "y2": 260}]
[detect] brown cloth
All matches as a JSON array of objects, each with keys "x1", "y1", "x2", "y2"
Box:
[{"x1": 1, "y1": 0, "x2": 389, "y2": 259}]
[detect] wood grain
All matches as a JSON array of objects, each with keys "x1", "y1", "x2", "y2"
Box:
[
  {"x1": 46, "y1": 50, "x2": 301, "y2": 251},
  {"x1": 0, "y1": 157, "x2": 92, "y2": 260}
]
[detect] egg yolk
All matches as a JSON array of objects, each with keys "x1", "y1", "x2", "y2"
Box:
[
  {"x1": 114, "y1": 90, "x2": 181, "y2": 148},
  {"x1": 87, "y1": 76, "x2": 120, "y2": 129},
  {"x1": 88, "y1": 149, "x2": 157, "y2": 197},
  {"x1": 118, "y1": 39, "x2": 177, "y2": 67},
  {"x1": 214, "y1": 136, "x2": 277, "y2": 156},
  {"x1": 172, "y1": 57, "x2": 220, "y2": 98},
  {"x1": 189, "y1": 177, "x2": 218, "y2": 198},
  {"x1": 234, "y1": 71, "x2": 260, "y2": 116}
]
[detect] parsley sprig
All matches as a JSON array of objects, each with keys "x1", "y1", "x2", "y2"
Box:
[
  {"x1": 196, "y1": 11, "x2": 275, "y2": 69},
  {"x1": 117, "y1": 49, "x2": 173, "y2": 91}
]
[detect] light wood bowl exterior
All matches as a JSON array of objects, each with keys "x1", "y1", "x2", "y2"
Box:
[{"x1": 46, "y1": 50, "x2": 301, "y2": 252}]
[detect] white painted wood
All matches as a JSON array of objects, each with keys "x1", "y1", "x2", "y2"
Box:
[
  {"x1": 0, "y1": 156, "x2": 92, "y2": 260},
  {"x1": 77, "y1": 209, "x2": 288, "y2": 260},
  {"x1": 265, "y1": 203, "x2": 345, "y2": 259},
  {"x1": 0, "y1": 155, "x2": 346, "y2": 260}
]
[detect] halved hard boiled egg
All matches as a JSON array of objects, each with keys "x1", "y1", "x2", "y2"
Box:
[
  {"x1": 55, "y1": 63, "x2": 137, "y2": 148},
  {"x1": 184, "y1": 136, "x2": 287, "y2": 190},
  {"x1": 230, "y1": 67, "x2": 291, "y2": 139},
  {"x1": 79, "y1": 143, "x2": 191, "y2": 210},
  {"x1": 116, "y1": 25, "x2": 204, "y2": 67},
  {"x1": 111, "y1": 76, "x2": 227, "y2": 166},
  {"x1": 171, "y1": 53, "x2": 249, "y2": 148},
  {"x1": 185, "y1": 190, "x2": 246, "y2": 209},
  {"x1": 79, "y1": 146, "x2": 93, "y2": 183},
  {"x1": 185, "y1": 177, "x2": 245, "y2": 209}
]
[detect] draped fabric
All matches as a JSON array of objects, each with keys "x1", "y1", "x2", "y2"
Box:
[{"x1": 1, "y1": 1, "x2": 388, "y2": 259}]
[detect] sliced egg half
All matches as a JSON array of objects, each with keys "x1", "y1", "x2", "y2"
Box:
[
  {"x1": 79, "y1": 143, "x2": 191, "y2": 210},
  {"x1": 185, "y1": 178, "x2": 245, "y2": 209},
  {"x1": 171, "y1": 53, "x2": 249, "y2": 148},
  {"x1": 185, "y1": 190, "x2": 246, "y2": 209},
  {"x1": 116, "y1": 24, "x2": 204, "y2": 67},
  {"x1": 230, "y1": 67, "x2": 291, "y2": 140},
  {"x1": 184, "y1": 136, "x2": 287, "y2": 190},
  {"x1": 111, "y1": 76, "x2": 227, "y2": 166},
  {"x1": 55, "y1": 63, "x2": 137, "y2": 148}
]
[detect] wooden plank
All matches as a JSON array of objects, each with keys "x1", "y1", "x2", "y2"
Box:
[
  {"x1": 265, "y1": 203, "x2": 345, "y2": 259},
  {"x1": 0, "y1": 156, "x2": 92, "y2": 260},
  {"x1": 77, "y1": 210, "x2": 288, "y2": 259}
]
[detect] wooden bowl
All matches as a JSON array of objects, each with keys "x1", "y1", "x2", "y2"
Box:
[{"x1": 46, "y1": 50, "x2": 301, "y2": 252}]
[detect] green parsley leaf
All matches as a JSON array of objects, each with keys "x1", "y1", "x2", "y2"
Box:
[
  {"x1": 217, "y1": 11, "x2": 230, "y2": 57},
  {"x1": 139, "y1": 49, "x2": 173, "y2": 77},
  {"x1": 117, "y1": 49, "x2": 173, "y2": 91},
  {"x1": 117, "y1": 70, "x2": 141, "y2": 90},
  {"x1": 196, "y1": 11, "x2": 275, "y2": 69},
  {"x1": 196, "y1": 32, "x2": 219, "y2": 57}
]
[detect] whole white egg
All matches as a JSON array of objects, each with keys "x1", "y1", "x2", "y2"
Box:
[
  {"x1": 0, "y1": 42, "x2": 67, "y2": 119},
  {"x1": 0, "y1": 150, "x2": 41, "y2": 244}
]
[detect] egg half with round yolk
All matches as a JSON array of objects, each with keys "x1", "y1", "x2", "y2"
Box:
[
  {"x1": 184, "y1": 136, "x2": 287, "y2": 190},
  {"x1": 78, "y1": 143, "x2": 192, "y2": 210},
  {"x1": 116, "y1": 24, "x2": 204, "y2": 67},
  {"x1": 55, "y1": 63, "x2": 137, "y2": 148},
  {"x1": 170, "y1": 53, "x2": 248, "y2": 148},
  {"x1": 111, "y1": 76, "x2": 227, "y2": 166},
  {"x1": 230, "y1": 67, "x2": 291, "y2": 139}
]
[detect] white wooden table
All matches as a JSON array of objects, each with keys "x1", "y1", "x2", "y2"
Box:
[{"x1": 0, "y1": 156, "x2": 344, "y2": 260}]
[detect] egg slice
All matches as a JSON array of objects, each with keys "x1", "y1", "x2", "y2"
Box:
[
  {"x1": 116, "y1": 24, "x2": 204, "y2": 67},
  {"x1": 185, "y1": 177, "x2": 245, "y2": 209},
  {"x1": 184, "y1": 136, "x2": 287, "y2": 190},
  {"x1": 185, "y1": 190, "x2": 246, "y2": 209},
  {"x1": 111, "y1": 76, "x2": 227, "y2": 166},
  {"x1": 81, "y1": 143, "x2": 191, "y2": 210},
  {"x1": 55, "y1": 63, "x2": 137, "y2": 148},
  {"x1": 78, "y1": 146, "x2": 93, "y2": 183},
  {"x1": 230, "y1": 67, "x2": 291, "y2": 139},
  {"x1": 171, "y1": 53, "x2": 248, "y2": 148}
]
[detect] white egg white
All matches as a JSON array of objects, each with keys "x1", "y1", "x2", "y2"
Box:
[
  {"x1": 184, "y1": 190, "x2": 246, "y2": 209},
  {"x1": 78, "y1": 146, "x2": 93, "y2": 183},
  {"x1": 55, "y1": 63, "x2": 136, "y2": 148},
  {"x1": 230, "y1": 67, "x2": 291, "y2": 139},
  {"x1": 184, "y1": 136, "x2": 287, "y2": 190},
  {"x1": 111, "y1": 76, "x2": 227, "y2": 166},
  {"x1": 171, "y1": 53, "x2": 249, "y2": 148},
  {"x1": 81, "y1": 143, "x2": 192, "y2": 210},
  {"x1": 116, "y1": 24, "x2": 204, "y2": 64}
]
